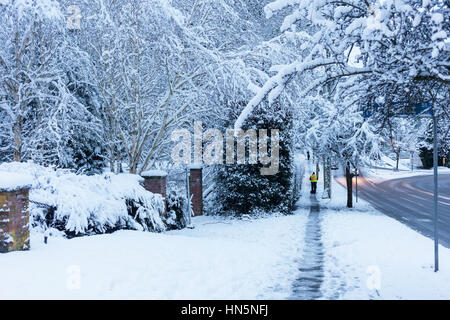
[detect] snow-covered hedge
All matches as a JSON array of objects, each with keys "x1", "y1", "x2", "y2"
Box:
[{"x1": 0, "y1": 162, "x2": 168, "y2": 236}]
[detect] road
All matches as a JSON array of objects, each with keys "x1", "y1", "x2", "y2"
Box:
[{"x1": 356, "y1": 174, "x2": 450, "y2": 249}]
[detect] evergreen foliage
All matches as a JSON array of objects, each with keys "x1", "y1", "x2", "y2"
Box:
[{"x1": 214, "y1": 100, "x2": 296, "y2": 215}]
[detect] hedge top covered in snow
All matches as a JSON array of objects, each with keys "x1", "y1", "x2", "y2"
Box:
[
  {"x1": 0, "y1": 161, "x2": 168, "y2": 235},
  {"x1": 141, "y1": 170, "x2": 168, "y2": 177},
  {"x1": 0, "y1": 171, "x2": 33, "y2": 191}
]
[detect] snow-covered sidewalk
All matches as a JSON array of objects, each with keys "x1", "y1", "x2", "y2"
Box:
[
  {"x1": 321, "y1": 206, "x2": 450, "y2": 299},
  {"x1": 311, "y1": 167, "x2": 450, "y2": 299},
  {"x1": 0, "y1": 214, "x2": 308, "y2": 299}
]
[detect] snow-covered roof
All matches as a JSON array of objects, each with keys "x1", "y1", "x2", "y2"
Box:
[
  {"x1": 0, "y1": 171, "x2": 33, "y2": 191},
  {"x1": 141, "y1": 170, "x2": 168, "y2": 177}
]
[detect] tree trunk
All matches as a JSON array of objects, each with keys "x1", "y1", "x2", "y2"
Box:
[
  {"x1": 323, "y1": 156, "x2": 331, "y2": 199},
  {"x1": 346, "y1": 162, "x2": 353, "y2": 208},
  {"x1": 316, "y1": 162, "x2": 320, "y2": 181},
  {"x1": 109, "y1": 145, "x2": 116, "y2": 173},
  {"x1": 13, "y1": 117, "x2": 23, "y2": 162},
  {"x1": 130, "y1": 161, "x2": 138, "y2": 175},
  {"x1": 395, "y1": 150, "x2": 400, "y2": 171},
  {"x1": 116, "y1": 154, "x2": 123, "y2": 173}
]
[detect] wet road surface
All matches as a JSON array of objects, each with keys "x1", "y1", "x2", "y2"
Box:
[{"x1": 357, "y1": 174, "x2": 450, "y2": 248}]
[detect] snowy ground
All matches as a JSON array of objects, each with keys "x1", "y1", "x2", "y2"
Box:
[
  {"x1": 321, "y1": 206, "x2": 450, "y2": 299},
  {"x1": 3, "y1": 156, "x2": 450, "y2": 300},
  {"x1": 0, "y1": 213, "x2": 308, "y2": 299},
  {"x1": 305, "y1": 160, "x2": 450, "y2": 299},
  {"x1": 363, "y1": 155, "x2": 450, "y2": 182}
]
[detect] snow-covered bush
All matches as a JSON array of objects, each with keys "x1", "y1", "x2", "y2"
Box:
[
  {"x1": 0, "y1": 162, "x2": 167, "y2": 237},
  {"x1": 165, "y1": 182, "x2": 189, "y2": 230},
  {"x1": 214, "y1": 100, "x2": 296, "y2": 216}
]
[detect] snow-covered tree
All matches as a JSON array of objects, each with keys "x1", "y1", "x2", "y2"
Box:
[
  {"x1": 214, "y1": 100, "x2": 296, "y2": 215},
  {"x1": 65, "y1": 0, "x2": 274, "y2": 174},
  {"x1": 235, "y1": 0, "x2": 449, "y2": 129},
  {"x1": 297, "y1": 94, "x2": 381, "y2": 206},
  {"x1": 382, "y1": 117, "x2": 423, "y2": 170},
  {"x1": 0, "y1": 0, "x2": 101, "y2": 168}
]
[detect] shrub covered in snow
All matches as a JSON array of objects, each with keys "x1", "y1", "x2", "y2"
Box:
[
  {"x1": 214, "y1": 100, "x2": 297, "y2": 215},
  {"x1": 0, "y1": 162, "x2": 169, "y2": 237},
  {"x1": 165, "y1": 182, "x2": 189, "y2": 230}
]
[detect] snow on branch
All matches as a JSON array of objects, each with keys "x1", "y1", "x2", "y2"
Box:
[{"x1": 234, "y1": 58, "x2": 335, "y2": 130}]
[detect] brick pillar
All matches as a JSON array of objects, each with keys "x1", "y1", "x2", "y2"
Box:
[
  {"x1": 189, "y1": 166, "x2": 203, "y2": 217},
  {"x1": 0, "y1": 174, "x2": 31, "y2": 254},
  {"x1": 141, "y1": 170, "x2": 167, "y2": 209}
]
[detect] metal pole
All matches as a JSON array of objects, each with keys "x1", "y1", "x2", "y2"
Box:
[
  {"x1": 355, "y1": 169, "x2": 358, "y2": 203},
  {"x1": 433, "y1": 112, "x2": 439, "y2": 272}
]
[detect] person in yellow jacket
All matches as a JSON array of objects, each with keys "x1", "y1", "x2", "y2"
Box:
[{"x1": 310, "y1": 172, "x2": 318, "y2": 194}]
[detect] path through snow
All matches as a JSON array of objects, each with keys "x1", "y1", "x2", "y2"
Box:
[{"x1": 290, "y1": 160, "x2": 325, "y2": 299}]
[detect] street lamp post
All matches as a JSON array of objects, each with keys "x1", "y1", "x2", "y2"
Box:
[{"x1": 433, "y1": 112, "x2": 439, "y2": 272}]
